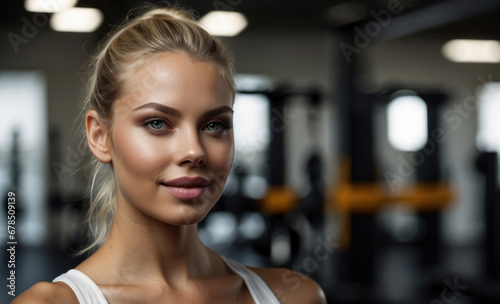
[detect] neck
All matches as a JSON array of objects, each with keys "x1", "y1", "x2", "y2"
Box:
[{"x1": 87, "y1": 199, "x2": 220, "y2": 286}]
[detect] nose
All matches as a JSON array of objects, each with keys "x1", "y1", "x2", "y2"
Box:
[{"x1": 175, "y1": 126, "x2": 206, "y2": 167}]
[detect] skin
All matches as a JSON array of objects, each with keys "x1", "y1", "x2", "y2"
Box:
[{"x1": 13, "y1": 52, "x2": 326, "y2": 304}]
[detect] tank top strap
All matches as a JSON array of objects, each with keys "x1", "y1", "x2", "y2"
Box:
[
  {"x1": 221, "y1": 256, "x2": 281, "y2": 304},
  {"x1": 54, "y1": 259, "x2": 280, "y2": 304},
  {"x1": 53, "y1": 269, "x2": 108, "y2": 304}
]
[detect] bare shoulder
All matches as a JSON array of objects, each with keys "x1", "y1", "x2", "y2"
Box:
[
  {"x1": 11, "y1": 281, "x2": 78, "y2": 304},
  {"x1": 249, "y1": 266, "x2": 327, "y2": 304}
]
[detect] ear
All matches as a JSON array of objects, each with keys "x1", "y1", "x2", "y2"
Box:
[{"x1": 86, "y1": 110, "x2": 112, "y2": 163}]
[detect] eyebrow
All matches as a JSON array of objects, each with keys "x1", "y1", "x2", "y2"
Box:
[
  {"x1": 202, "y1": 105, "x2": 234, "y2": 118},
  {"x1": 132, "y1": 102, "x2": 233, "y2": 118},
  {"x1": 133, "y1": 102, "x2": 181, "y2": 117}
]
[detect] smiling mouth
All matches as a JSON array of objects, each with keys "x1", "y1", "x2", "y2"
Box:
[
  {"x1": 160, "y1": 176, "x2": 210, "y2": 200},
  {"x1": 160, "y1": 185, "x2": 208, "y2": 200}
]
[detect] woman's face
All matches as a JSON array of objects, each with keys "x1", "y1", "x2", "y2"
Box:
[{"x1": 108, "y1": 52, "x2": 234, "y2": 225}]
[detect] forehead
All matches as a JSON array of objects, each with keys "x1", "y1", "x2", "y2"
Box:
[{"x1": 116, "y1": 52, "x2": 233, "y2": 113}]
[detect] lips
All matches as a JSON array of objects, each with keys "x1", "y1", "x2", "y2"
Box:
[{"x1": 160, "y1": 177, "x2": 210, "y2": 200}]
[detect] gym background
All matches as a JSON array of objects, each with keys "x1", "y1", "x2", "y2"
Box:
[{"x1": 1, "y1": 0, "x2": 500, "y2": 303}]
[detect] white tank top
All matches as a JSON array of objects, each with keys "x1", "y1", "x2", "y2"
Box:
[{"x1": 53, "y1": 256, "x2": 280, "y2": 304}]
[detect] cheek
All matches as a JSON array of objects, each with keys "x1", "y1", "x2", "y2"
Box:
[
  {"x1": 111, "y1": 126, "x2": 166, "y2": 181},
  {"x1": 206, "y1": 137, "x2": 234, "y2": 178}
]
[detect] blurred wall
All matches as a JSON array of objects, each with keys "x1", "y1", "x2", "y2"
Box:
[
  {"x1": 0, "y1": 26, "x2": 96, "y2": 194},
  {"x1": 369, "y1": 37, "x2": 492, "y2": 246},
  {"x1": 231, "y1": 30, "x2": 488, "y2": 247},
  {"x1": 230, "y1": 29, "x2": 338, "y2": 196}
]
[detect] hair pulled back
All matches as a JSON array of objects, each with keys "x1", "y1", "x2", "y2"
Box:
[{"x1": 78, "y1": 4, "x2": 235, "y2": 255}]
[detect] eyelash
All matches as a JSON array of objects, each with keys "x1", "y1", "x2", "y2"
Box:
[
  {"x1": 141, "y1": 117, "x2": 232, "y2": 134},
  {"x1": 142, "y1": 117, "x2": 171, "y2": 132},
  {"x1": 204, "y1": 120, "x2": 232, "y2": 132}
]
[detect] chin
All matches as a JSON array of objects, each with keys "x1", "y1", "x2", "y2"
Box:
[{"x1": 162, "y1": 203, "x2": 213, "y2": 226}]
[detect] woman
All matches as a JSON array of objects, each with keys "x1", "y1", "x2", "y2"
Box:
[{"x1": 14, "y1": 5, "x2": 326, "y2": 304}]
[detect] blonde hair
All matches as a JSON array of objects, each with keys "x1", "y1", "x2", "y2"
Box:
[{"x1": 78, "y1": 4, "x2": 235, "y2": 255}]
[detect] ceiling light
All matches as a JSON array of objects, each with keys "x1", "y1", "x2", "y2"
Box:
[
  {"x1": 198, "y1": 11, "x2": 248, "y2": 37},
  {"x1": 442, "y1": 39, "x2": 500, "y2": 63},
  {"x1": 50, "y1": 7, "x2": 103, "y2": 33},
  {"x1": 25, "y1": 0, "x2": 78, "y2": 13}
]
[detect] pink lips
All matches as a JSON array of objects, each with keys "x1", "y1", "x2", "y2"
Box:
[{"x1": 161, "y1": 176, "x2": 209, "y2": 200}]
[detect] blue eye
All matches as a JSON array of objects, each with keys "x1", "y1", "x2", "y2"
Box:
[
  {"x1": 147, "y1": 120, "x2": 165, "y2": 130},
  {"x1": 206, "y1": 122, "x2": 221, "y2": 132},
  {"x1": 204, "y1": 121, "x2": 231, "y2": 133}
]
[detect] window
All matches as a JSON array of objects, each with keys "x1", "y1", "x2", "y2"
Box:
[
  {"x1": 387, "y1": 94, "x2": 428, "y2": 151},
  {"x1": 0, "y1": 71, "x2": 47, "y2": 246},
  {"x1": 477, "y1": 82, "x2": 500, "y2": 185}
]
